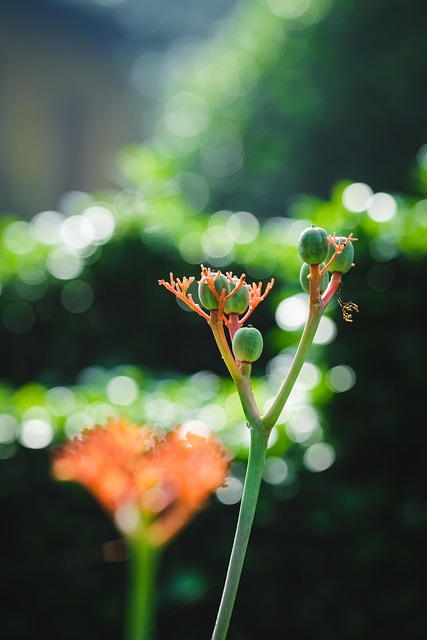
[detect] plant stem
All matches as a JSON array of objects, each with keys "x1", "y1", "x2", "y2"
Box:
[
  {"x1": 262, "y1": 305, "x2": 323, "y2": 429},
  {"x1": 211, "y1": 425, "x2": 269, "y2": 640},
  {"x1": 209, "y1": 311, "x2": 264, "y2": 427},
  {"x1": 125, "y1": 536, "x2": 159, "y2": 640},
  {"x1": 235, "y1": 374, "x2": 263, "y2": 427},
  {"x1": 209, "y1": 310, "x2": 242, "y2": 381}
]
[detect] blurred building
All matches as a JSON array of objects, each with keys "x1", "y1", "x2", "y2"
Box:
[{"x1": 0, "y1": 0, "x2": 235, "y2": 218}]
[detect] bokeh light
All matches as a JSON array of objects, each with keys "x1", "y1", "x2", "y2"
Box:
[
  {"x1": 263, "y1": 456, "x2": 288, "y2": 485},
  {"x1": 369, "y1": 235, "x2": 398, "y2": 262},
  {"x1": 45, "y1": 387, "x2": 77, "y2": 416},
  {"x1": 416, "y1": 143, "x2": 427, "y2": 170},
  {"x1": 216, "y1": 476, "x2": 243, "y2": 505},
  {"x1": 3, "y1": 221, "x2": 36, "y2": 255},
  {"x1": 201, "y1": 132, "x2": 243, "y2": 179},
  {"x1": 202, "y1": 224, "x2": 235, "y2": 261},
  {"x1": 275, "y1": 294, "x2": 308, "y2": 331},
  {"x1": 267, "y1": 0, "x2": 311, "y2": 20},
  {"x1": 83, "y1": 206, "x2": 116, "y2": 244},
  {"x1": 106, "y1": 376, "x2": 139, "y2": 405},
  {"x1": 303, "y1": 442, "x2": 335, "y2": 472},
  {"x1": 286, "y1": 406, "x2": 321, "y2": 444},
  {"x1": 342, "y1": 182, "x2": 373, "y2": 213},
  {"x1": 326, "y1": 365, "x2": 356, "y2": 393},
  {"x1": 0, "y1": 414, "x2": 18, "y2": 444},
  {"x1": 60, "y1": 215, "x2": 96, "y2": 250},
  {"x1": 164, "y1": 92, "x2": 209, "y2": 138},
  {"x1": 367, "y1": 192, "x2": 397, "y2": 222},
  {"x1": 180, "y1": 420, "x2": 212, "y2": 439},
  {"x1": 31, "y1": 211, "x2": 65, "y2": 245},
  {"x1": 46, "y1": 247, "x2": 83, "y2": 280},
  {"x1": 178, "y1": 232, "x2": 205, "y2": 263},
  {"x1": 19, "y1": 419, "x2": 54, "y2": 450},
  {"x1": 197, "y1": 403, "x2": 227, "y2": 430},
  {"x1": 294, "y1": 362, "x2": 321, "y2": 390},
  {"x1": 313, "y1": 315, "x2": 337, "y2": 345},
  {"x1": 60, "y1": 280, "x2": 95, "y2": 313},
  {"x1": 227, "y1": 211, "x2": 259, "y2": 244},
  {"x1": 65, "y1": 412, "x2": 95, "y2": 438}
]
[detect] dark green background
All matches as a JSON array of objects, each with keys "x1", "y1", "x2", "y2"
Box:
[{"x1": 1, "y1": 1, "x2": 427, "y2": 638}]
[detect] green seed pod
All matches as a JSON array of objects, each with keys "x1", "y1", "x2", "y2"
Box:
[
  {"x1": 198, "y1": 273, "x2": 230, "y2": 310},
  {"x1": 232, "y1": 326, "x2": 263, "y2": 363},
  {"x1": 299, "y1": 263, "x2": 330, "y2": 294},
  {"x1": 298, "y1": 226, "x2": 329, "y2": 265},
  {"x1": 327, "y1": 237, "x2": 354, "y2": 273},
  {"x1": 224, "y1": 277, "x2": 250, "y2": 315}
]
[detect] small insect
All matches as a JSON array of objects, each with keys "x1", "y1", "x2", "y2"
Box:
[{"x1": 337, "y1": 288, "x2": 359, "y2": 323}]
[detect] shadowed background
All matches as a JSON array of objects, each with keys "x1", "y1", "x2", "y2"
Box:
[{"x1": 1, "y1": 1, "x2": 427, "y2": 638}]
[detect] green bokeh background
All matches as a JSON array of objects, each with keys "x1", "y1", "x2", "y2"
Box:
[{"x1": 1, "y1": 1, "x2": 427, "y2": 638}]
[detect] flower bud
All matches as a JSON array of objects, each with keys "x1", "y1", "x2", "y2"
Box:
[
  {"x1": 327, "y1": 237, "x2": 354, "y2": 273},
  {"x1": 232, "y1": 326, "x2": 263, "y2": 363},
  {"x1": 198, "y1": 273, "x2": 230, "y2": 310},
  {"x1": 224, "y1": 277, "x2": 250, "y2": 315},
  {"x1": 298, "y1": 226, "x2": 329, "y2": 265},
  {"x1": 299, "y1": 263, "x2": 330, "y2": 294}
]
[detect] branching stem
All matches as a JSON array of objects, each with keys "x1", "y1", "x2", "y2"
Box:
[{"x1": 211, "y1": 263, "x2": 344, "y2": 640}]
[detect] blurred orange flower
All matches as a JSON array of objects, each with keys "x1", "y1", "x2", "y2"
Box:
[{"x1": 51, "y1": 419, "x2": 229, "y2": 546}]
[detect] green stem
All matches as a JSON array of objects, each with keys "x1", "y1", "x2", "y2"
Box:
[
  {"x1": 209, "y1": 310, "x2": 242, "y2": 381},
  {"x1": 211, "y1": 426, "x2": 269, "y2": 640},
  {"x1": 235, "y1": 374, "x2": 263, "y2": 428},
  {"x1": 209, "y1": 311, "x2": 263, "y2": 427},
  {"x1": 262, "y1": 269, "x2": 343, "y2": 427},
  {"x1": 262, "y1": 305, "x2": 323, "y2": 429},
  {"x1": 125, "y1": 536, "x2": 159, "y2": 640}
]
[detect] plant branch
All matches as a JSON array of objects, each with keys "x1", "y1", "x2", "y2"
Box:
[
  {"x1": 209, "y1": 310, "x2": 242, "y2": 382},
  {"x1": 262, "y1": 305, "x2": 323, "y2": 429}
]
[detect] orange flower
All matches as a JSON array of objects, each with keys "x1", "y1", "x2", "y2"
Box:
[{"x1": 51, "y1": 419, "x2": 229, "y2": 546}]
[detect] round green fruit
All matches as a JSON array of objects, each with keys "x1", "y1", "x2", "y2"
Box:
[
  {"x1": 298, "y1": 226, "x2": 329, "y2": 265},
  {"x1": 224, "y1": 277, "x2": 250, "y2": 314},
  {"x1": 327, "y1": 237, "x2": 354, "y2": 273},
  {"x1": 232, "y1": 327, "x2": 263, "y2": 363},
  {"x1": 299, "y1": 263, "x2": 330, "y2": 294},
  {"x1": 198, "y1": 273, "x2": 230, "y2": 310}
]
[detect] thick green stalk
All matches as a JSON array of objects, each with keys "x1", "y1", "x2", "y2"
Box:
[
  {"x1": 211, "y1": 425, "x2": 269, "y2": 640},
  {"x1": 125, "y1": 536, "x2": 159, "y2": 640}
]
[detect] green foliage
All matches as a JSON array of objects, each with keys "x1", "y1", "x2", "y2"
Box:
[{"x1": 0, "y1": 179, "x2": 424, "y2": 466}]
